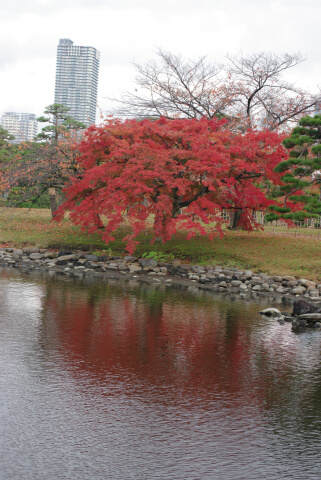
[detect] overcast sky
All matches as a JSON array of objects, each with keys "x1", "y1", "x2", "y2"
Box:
[{"x1": 0, "y1": 0, "x2": 320, "y2": 122}]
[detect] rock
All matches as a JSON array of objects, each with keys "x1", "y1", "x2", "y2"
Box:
[
  {"x1": 298, "y1": 318, "x2": 308, "y2": 327},
  {"x1": 239, "y1": 284, "x2": 248, "y2": 291},
  {"x1": 22, "y1": 247, "x2": 39, "y2": 254},
  {"x1": 300, "y1": 279, "x2": 316, "y2": 288},
  {"x1": 128, "y1": 264, "x2": 142, "y2": 273},
  {"x1": 218, "y1": 281, "x2": 227, "y2": 287},
  {"x1": 283, "y1": 276, "x2": 296, "y2": 282},
  {"x1": 277, "y1": 318, "x2": 285, "y2": 325},
  {"x1": 231, "y1": 280, "x2": 242, "y2": 287},
  {"x1": 275, "y1": 286, "x2": 284, "y2": 293},
  {"x1": 292, "y1": 298, "x2": 321, "y2": 316},
  {"x1": 308, "y1": 289, "x2": 320, "y2": 297},
  {"x1": 298, "y1": 313, "x2": 321, "y2": 321},
  {"x1": 243, "y1": 270, "x2": 253, "y2": 277},
  {"x1": 56, "y1": 254, "x2": 76, "y2": 264},
  {"x1": 172, "y1": 260, "x2": 181, "y2": 268},
  {"x1": 252, "y1": 285, "x2": 262, "y2": 291},
  {"x1": 43, "y1": 252, "x2": 58, "y2": 259},
  {"x1": 84, "y1": 254, "x2": 99, "y2": 262},
  {"x1": 291, "y1": 286, "x2": 306, "y2": 295},
  {"x1": 123, "y1": 256, "x2": 137, "y2": 262},
  {"x1": 315, "y1": 323, "x2": 321, "y2": 329},
  {"x1": 58, "y1": 251, "x2": 73, "y2": 257},
  {"x1": 118, "y1": 263, "x2": 128, "y2": 271},
  {"x1": 13, "y1": 249, "x2": 23, "y2": 256},
  {"x1": 189, "y1": 274, "x2": 200, "y2": 281},
  {"x1": 287, "y1": 280, "x2": 298, "y2": 288},
  {"x1": 139, "y1": 259, "x2": 158, "y2": 268},
  {"x1": 249, "y1": 279, "x2": 264, "y2": 285},
  {"x1": 273, "y1": 276, "x2": 283, "y2": 282},
  {"x1": 259, "y1": 308, "x2": 282, "y2": 317},
  {"x1": 29, "y1": 253, "x2": 44, "y2": 260}
]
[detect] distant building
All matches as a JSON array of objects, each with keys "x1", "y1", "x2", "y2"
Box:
[
  {"x1": 54, "y1": 38, "x2": 100, "y2": 127},
  {"x1": 1, "y1": 112, "x2": 37, "y2": 143}
]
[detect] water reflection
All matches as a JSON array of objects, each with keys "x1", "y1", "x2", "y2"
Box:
[{"x1": 1, "y1": 268, "x2": 321, "y2": 479}]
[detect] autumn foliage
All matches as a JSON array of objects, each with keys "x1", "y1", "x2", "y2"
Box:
[{"x1": 56, "y1": 117, "x2": 288, "y2": 252}]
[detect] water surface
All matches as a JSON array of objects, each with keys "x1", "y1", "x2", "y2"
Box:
[{"x1": 1, "y1": 268, "x2": 321, "y2": 479}]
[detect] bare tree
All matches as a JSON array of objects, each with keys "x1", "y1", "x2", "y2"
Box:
[
  {"x1": 226, "y1": 52, "x2": 317, "y2": 130},
  {"x1": 113, "y1": 48, "x2": 235, "y2": 120},
  {"x1": 112, "y1": 49, "x2": 318, "y2": 131}
]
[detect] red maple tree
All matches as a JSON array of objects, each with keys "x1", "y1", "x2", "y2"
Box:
[{"x1": 56, "y1": 117, "x2": 287, "y2": 253}]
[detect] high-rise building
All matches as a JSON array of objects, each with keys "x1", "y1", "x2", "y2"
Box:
[
  {"x1": 1, "y1": 112, "x2": 37, "y2": 143},
  {"x1": 54, "y1": 38, "x2": 100, "y2": 127}
]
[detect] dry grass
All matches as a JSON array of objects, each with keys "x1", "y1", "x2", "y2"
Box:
[{"x1": 0, "y1": 207, "x2": 321, "y2": 280}]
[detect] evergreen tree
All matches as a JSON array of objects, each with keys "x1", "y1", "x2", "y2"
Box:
[
  {"x1": 36, "y1": 103, "x2": 86, "y2": 142},
  {"x1": 266, "y1": 115, "x2": 321, "y2": 224}
]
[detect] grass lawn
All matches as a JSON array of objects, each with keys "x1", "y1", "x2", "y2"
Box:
[{"x1": 1, "y1": 207, "x2": 321, "y2": 280}]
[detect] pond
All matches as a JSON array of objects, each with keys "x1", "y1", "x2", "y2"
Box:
[{"x1": 1, "y1": 268, "x2": 321, "y2": 479}]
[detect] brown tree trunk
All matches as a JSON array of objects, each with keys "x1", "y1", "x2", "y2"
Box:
[
  {"x1": 229, "y1": 209, "x2": 242, "y2": 229},
  {"x1": 48, "y1": 187, "x2": 59, "y2": 218}
]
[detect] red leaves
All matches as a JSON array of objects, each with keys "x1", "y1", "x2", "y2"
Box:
[{"x1": 57, "y1": 117, "x2": 287, "y2": 253}]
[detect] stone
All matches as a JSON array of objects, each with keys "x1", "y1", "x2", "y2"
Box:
[
  {"x1": 300, "y1": 279, "x2": 316, "y2": 288},
  {"x1": 252, "y1": 285, "x2": 262, "y2": 291},
  {"x1": 56, "y1": 254, "x2": 77, "y2": 264},
  {"x1": 139, "y1": 259, "x2": 158, "y2": 268},
  {"x1": 249, "y1": 279, "x2": 263, "y2": 285},
  {"x1": 283, "y1": 276, "x2": 296, "y2": 282},
  {"x1": 128, "y1": 264, "x2": 142, "y2": 273},
  {"x1": 22, "y1": 247, "x2": 39, "y2": 254},
  {"x1": 13, "y1": 249, "x2": 23, "y2": 256},
  {"x1": 84, "y1": 254, "x2": 99, "y2": 262},
  {"x1": 172, "y1": 260, "x2": 181, "y2": 268},
  {"x1": 292, "y1": 298, "x2": 321, "y2": 316},
  {"x1": 43, "y1": 252, "x2": 58, "y2": 259},
  {"x1": 58, "y1": 251, "x2": 73, "y2": 257},
  {"x1": 231, "y1": 280, "x2": 242, "y2": 287},
  {"x1": 218, "y1": 281, "x2": 227, "y2": 287},
  {"x1": 308, "y1": 289, "x2": 320, "y2": 297},
  {"x1": 118, "y1": 263, "x2": 128, "y2": 271},
  {"x1": 315, "y1": 323, "x2": 321, "y2": 329},
  {"x1": 29, "y1": 253, "x2": 44, "y2": 260},
  {"x1": 190, "y1": 274, "x2": 200, "y2": 281},
  {"x1": 259, "y1": 308, "x2": 282, "y2": 317},
  {"x1": 243, "y1": 270, "x2": 253, "y2": 277},
  {"x1": 291, "y1": 286, "x2": 306, "y2": 295},
  {"x1": 287, "y1": 280, "x2": 298, "y2": 288},
  {"x1": 239, "y1": 284, "x2": 248, "y2": 291},
  {"x1": 123, "y1": 256, "x2": 137, "y2": 262},
  {"x1": 275, "y1": 286, "x2": 284, "y2": 293},
  {"x1": 273, "y1": 276, "x2": 283, "y2": 282}
]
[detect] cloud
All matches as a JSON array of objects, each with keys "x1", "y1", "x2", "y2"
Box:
[{"x1": 0, "y1": 0, "x2": 320, "y2": 118}]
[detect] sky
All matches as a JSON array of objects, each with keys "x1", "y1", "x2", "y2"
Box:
[{"x1": 0, "y1": 0, "x2": 320, "y2": 123}]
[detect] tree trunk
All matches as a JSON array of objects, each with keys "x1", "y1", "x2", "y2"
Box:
[
  {"x1": 48, "y1": 187, "x2": 59, "y2": 218},
  {"x1": 229, "y1": 209, "x2": 242, "y2": 229}
]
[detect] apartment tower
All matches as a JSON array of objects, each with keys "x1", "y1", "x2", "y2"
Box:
[
  {"x1": 54, "y1": 38, "x2": 100, "y2": 127},
  {"x1": 1, "y1": 112, "x2": 37, "y2": 143}
]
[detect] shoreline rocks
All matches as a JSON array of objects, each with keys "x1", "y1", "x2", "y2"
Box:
[{"x1": 0, "y1": 246, "x2": 320, "y2": 304}]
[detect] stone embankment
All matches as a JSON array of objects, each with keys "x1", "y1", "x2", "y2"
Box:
[{"x1": 0, "y1": 247, "x2": 320, "y2": 301}]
